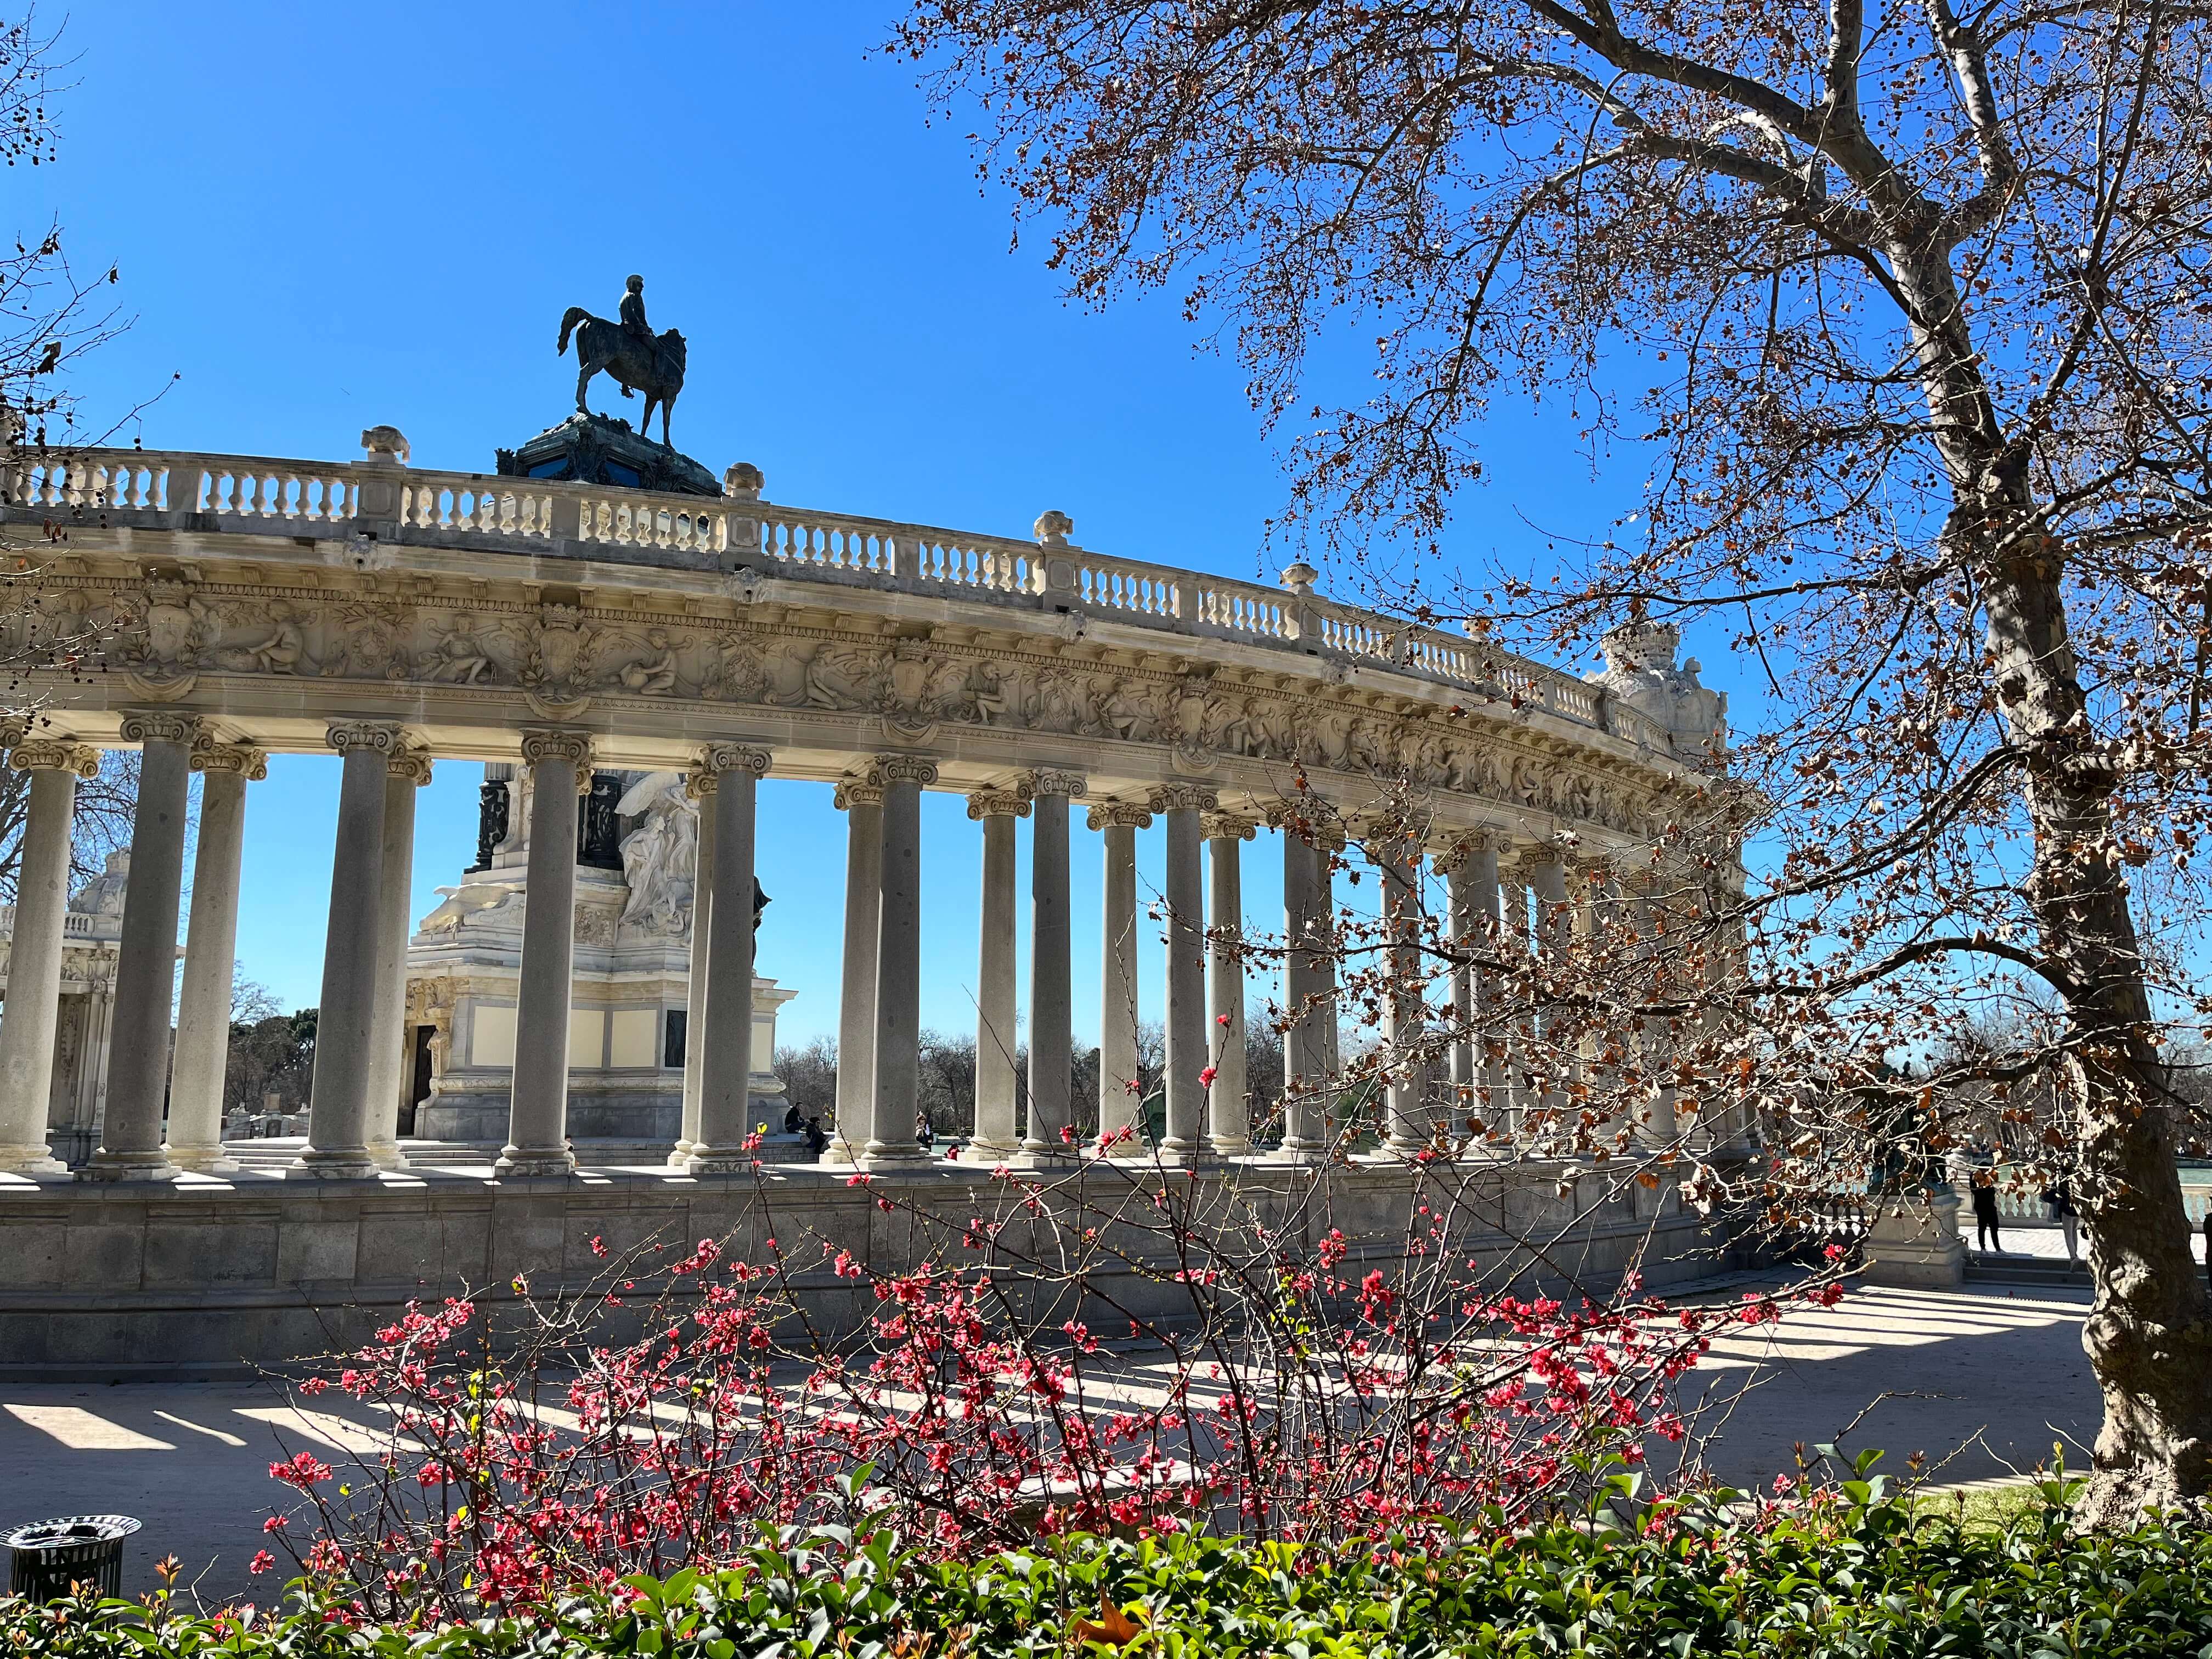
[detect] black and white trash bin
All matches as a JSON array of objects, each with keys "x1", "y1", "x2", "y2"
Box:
[{"x1": 3, "y1": 1515, "x2": 142, "y2": 1601}]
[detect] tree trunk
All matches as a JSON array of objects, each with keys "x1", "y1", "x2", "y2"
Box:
[{"x1": 1893, "y1": 242, "x2": 2212, "y2": 1522}]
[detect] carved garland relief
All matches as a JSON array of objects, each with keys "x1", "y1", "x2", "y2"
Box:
[{"x1": 26, "y1": 572, "x2": 1686, "y2": 837}]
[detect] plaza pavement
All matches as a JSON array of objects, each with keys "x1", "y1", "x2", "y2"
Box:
[{"x1": 0, "y1": 1269, "x2": 2108, "y2": 1610}]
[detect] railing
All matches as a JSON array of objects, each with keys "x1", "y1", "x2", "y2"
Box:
[
  {"x1": 0, "y1": 906, "x2": 104, "y2": 939},
  {"x1": 5, "y1": 445, "x2": 1683, "y2": 754}
]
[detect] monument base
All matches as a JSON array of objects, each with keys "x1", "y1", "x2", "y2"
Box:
[
  {"x1": 495, "y1": 412, "x2": 719, "y2": 496},
  {"x1": 1861, "y1": 1186, "x2": 1967, "y2": 1288}
]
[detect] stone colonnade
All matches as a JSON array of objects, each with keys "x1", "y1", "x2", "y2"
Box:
[{"x1": 0, "y1": 717, "x2": 1722, "y2": 1178}]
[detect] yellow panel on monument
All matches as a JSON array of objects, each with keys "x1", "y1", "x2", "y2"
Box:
[{"x1": 404, "y1": 761, "x2": 795, "y2": 1158}]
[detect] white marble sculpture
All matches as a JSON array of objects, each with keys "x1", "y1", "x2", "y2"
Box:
[{"x1": 614, "y1": 769, "x2": 697, "y2": 936}]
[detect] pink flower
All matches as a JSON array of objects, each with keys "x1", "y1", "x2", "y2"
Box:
[
  {"x1": 249, "y1": 1550, "x2": 276, "y2": 1576},
  {"x1": 1199, "y1": 1066, "x2": 1217, "y2": 1087}
]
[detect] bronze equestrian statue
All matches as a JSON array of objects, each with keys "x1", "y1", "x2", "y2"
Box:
[{"x1": 558, "y1": 276, "x2": 688, "y2": 448}]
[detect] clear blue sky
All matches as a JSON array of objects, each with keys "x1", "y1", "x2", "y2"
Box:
[{"x1": 31, "y1": 1, "x2": 1723, "y2": 1045}]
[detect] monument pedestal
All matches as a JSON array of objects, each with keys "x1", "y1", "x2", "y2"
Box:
[
  {"x1": 1862, "y1": 1184, "x2": 1967, "y2": 1288},
  {"x1": 495, "y1": 413, "x2": 718, "y2": 496}
]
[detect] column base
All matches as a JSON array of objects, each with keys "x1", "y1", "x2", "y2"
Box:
[
  {"x1": 1006, "y1": 1146, "x2": 1077, "y2": 1169},
  {"x1": 494, "y1": 1147, "x2": 577, "y2": 1178},
  {"x1": 683, "y1": 1147, "x2": 758, "y2": 1176},
  {"x1": 1153, "y1": 1138, "x2": 1203, "y2": 1165},
  {"x1": 0, "y1": 1142, "x2": 68, "y2": 1177},
  {"x1": 1266, "y1": 1140, "x2": 1328, "y2": 1165},
  {"x1": 1204, "y1": 1136, "x2": 1252, "y2": 1159},
  {"x1": 292, "y1": 1148, "x2": 381, "y2": 1180},
  {"x1": 366, "y1": 1145, "x2": 413, "y2": 1173},
  {"x1": 818, "y1": 1137, "x2": 858, "y2": 1166},
  {"x1": 966, "y1": 1136, "x2": 1020, "y2": 1161},
  {"x1": 859, "y1": 1142, "x2": 935, "y2": 1166},
  {"x1": 665, "y1": 1141, "x2": 695, "y2": 1169},
  {"x1": 167, "y1": 1146, "x2": 242, "y2": 1175},
  {"x1": 80, "y1": 1152, "x2": 179, "y2": 1182}
]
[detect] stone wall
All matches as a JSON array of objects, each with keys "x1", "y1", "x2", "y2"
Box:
[{"x1": 0, "y1": 1159, "x2": 1718, "y2": 1379}]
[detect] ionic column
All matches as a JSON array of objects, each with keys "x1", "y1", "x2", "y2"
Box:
[
  {"x1": 0, "y1": 734, "x2": 99, "y2": 1174},
  {"x1": 1022, "y1": 770, "x2": 1085, "y2": 1159},
  {"x1": 686, "y1": 743, "x2": 772, "y2": 1173},
  {"x1": 867, "y1": 754, "x2": 938, "y2": 1164},
  {"x1": 297, "y1": 721, "x2": 399, "y2": 1178},
  {"x1": 1379, "y1": 833, "x2": 1431, "y2": 1156},
  {"x1": 497, "y1": 728, "x2": 591, "y2": 1178},
  {"x1": 827, "y1": 771, "x2": 883, "y2": 1164},
  {"x1": 1314, "y1": 823, "x2": 1344, "y2": 1088},
  {"x1": 1088, "y1": 799, "x2": 1151, "y2": 1152},
  {"x1": 1202, "y1": 813, "x2": 1256, "y2": 1158},
  {"x1": 671, "y1": 770, "x2": 718, "y2": 1166},
  {"x1": 167, "y1": 738, "x2": 267, "y2": 1173},
  {"x1": 85, "y1": 710, "x2": 200, "y2": 1182},
  {"x1": 1630, "y1": 875, "x2": 1681, "y2": 1149},
  {"x1": 1441, "y1": 833, "x2": 1503, "y2": 1144},
  {"x1": 1154, "y1": 784, "x2": 1215, "y2": 1161},
  {"x1": 363, "y1": 749, "x2": 431, "y2": 1171},
  {"x1": 1273, "y1": 812, "x2": 1325, "y2": 1161},
  {"x1": 967, "y1": 782, "x2": 1031, "y2": 1156}
]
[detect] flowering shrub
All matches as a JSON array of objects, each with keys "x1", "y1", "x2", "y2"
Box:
[
  {"x1": 238, "y1": 1151, "x2": 1858, "y2": 1617},
  {"x1": 16, "y1": 1470, "x2": 2212, "y2": 1657}
]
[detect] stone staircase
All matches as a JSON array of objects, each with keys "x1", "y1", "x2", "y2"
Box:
[{"x1": 1964, "y1": 1251, "x2": 2091, "y2": 1288}]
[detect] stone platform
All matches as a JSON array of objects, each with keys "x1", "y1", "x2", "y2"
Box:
[{"x1": 0, "y1": 1156, "x2": 1717, "y2": 1379}]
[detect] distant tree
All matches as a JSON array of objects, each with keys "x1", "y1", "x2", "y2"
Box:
[
  {"x1": 774, "y1": 1035, "x2": 838, "y2": 1124},
  {"x1": 916, "y1": 1029, "x2": 978, "y2": 1137},
  {"x1": 225, "y1": 1006, "x2": 315, "y2": 1115},
  {"x1": 0, "y1": 745, "x2": 135, "y2": 901}
]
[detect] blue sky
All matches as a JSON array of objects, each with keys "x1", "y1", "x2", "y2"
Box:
[{"x1": 31, "y1": 1, "x2": 1716, "y2": 1045}]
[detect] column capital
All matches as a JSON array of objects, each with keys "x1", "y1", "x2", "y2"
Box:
[
  {"x1": 1266, "y1": 798, "x2": 1343, "y2": 849},
  {"x1": 11, "y1": 737, "x2": 100, "y2": 779},
  {"x1": 520, "y1": 727, "x2": 593, "y2": 770},
  {"x1": 697, "y1": 740, "x2": 774, "y2": 781},
  {"x1": 1430, "y1": 829, "x2": 1496, "y2": 872},
  {"x1": 966, "y1": 787, "x2": 1032, "y2": 821},
  {"x1": 1027, "y1": 768, "x2": 1087, "y2": 800},
  {"x1": 1086, "y1": 799, "x2": 1153, "y2": 832},
  {"x1": 188, "y1": 737, "x2": 268, "y2": 781},
  {"x1": 832, "y1": 768, "x2": 883, "y2": 810},
  {"x1": 122, "y1": 709, "x2": 202, "y2": 748},
  {"x1": 328, "y1": 719, "x2": 403, "y2": 758},
  {"x1": 1150, "y1": 783, "x2": 1218, "y2": 815},
  {"x1": 874, "y1": 752, "x2": 939, "y2": 788},
  {"x1": 386, "y1": 748, "x2": 434, "y2": 787},
  {"x1": 1201, "y1": 812, "x2": 1257, "y2": 843}
]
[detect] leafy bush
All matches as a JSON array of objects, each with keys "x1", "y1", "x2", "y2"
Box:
[{"x1": 10, "y1": 1471, "x2": 2212, "y2": 1659}]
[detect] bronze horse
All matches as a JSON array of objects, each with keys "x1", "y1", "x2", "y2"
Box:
[{"x1": 557, "y1": 307, "x2": 687, "y2": 447}]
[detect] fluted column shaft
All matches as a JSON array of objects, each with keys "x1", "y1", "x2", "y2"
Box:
[
  {"x1": 673, "y1": 776, "x2": 717, "y2": 1165},
  {"x1": 168, "y1": 743, "x2": 266, "y2": 1172},
  {"x1": 1276, "y1": 821, "x2": 1325, "y2": 1159},
  {"x1": 868, "y1": 754, "x2": 937, "y2": 1163},
  {"x1": 88, "y1": 712, "x2": 200, "y2": 1181},
  {"x1": 300, "y1": 723, "x2": 398, "y2": 1178},
  {"x1": 1023, "y1": 774, "x2": 1083, "y2": 1158},
  {"x1": 1090, "y1": 802, "x2": 1149, "y2": 1152},
  {"x1": 689, "y1": 744, "x2": 772, "y2": 1173},
  {"x1": 1204, "y1": 816, "x2": 1254, "y2": 1158},
  {"x1": 1156, "y1": 786, "x2": 1214, "y2": 1160},
  {"x1": 968, "y1": 785, "x2": 1030, "y2": 1156},
  {"x1": 1380, "y1": 836, "x2": 1431, "y2": 1154},
  {"x1": 499, "y1": 729, "x2": 589, "y2": 1177},
  {"x1": 0, "y1": 738, "x2": 97, "y2": 1173},
  {"x1": 829, "y1": 774, "x2": 882, "y2": 1163},
  {"x1": 364, "y1": 753, "x2": 429, "y2": 1170}
]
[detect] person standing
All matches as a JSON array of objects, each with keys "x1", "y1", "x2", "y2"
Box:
[
  {"x1": 2044, "y1": 1180, "x2": 2079, "y2": 1266},
  {"x1": 1971, "y1": 1174, "x2": 2004, "y2": 1255}
]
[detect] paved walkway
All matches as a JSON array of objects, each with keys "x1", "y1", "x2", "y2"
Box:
[{"x1": 0, "y1": 1278, "x2": 2098, "y2": 1608}]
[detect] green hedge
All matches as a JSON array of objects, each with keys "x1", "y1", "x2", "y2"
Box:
[{"x1": 9, "y1": 1479, "x2": 2212, "y2": 1659}]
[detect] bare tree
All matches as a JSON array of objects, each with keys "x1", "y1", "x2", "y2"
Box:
[{"x1": 897, "y1": 0, "x2": 2212, "y2": 1521}]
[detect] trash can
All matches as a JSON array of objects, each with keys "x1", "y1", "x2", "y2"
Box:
[{"x1": 3, "y1": 1515, "x2": 142, "y2": 1602}]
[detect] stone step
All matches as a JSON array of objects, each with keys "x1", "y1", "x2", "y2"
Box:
[{"x1": 1964, "y1": 1254, "x2": 2090, "y2": 1286}]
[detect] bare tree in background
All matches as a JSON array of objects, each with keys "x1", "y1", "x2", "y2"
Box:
[
  {"x1": 898, "y1": 0, "x2": 2212, "y2": 1521},
  {"x1": 0, "y1": 744, "x2": 132, "y2": 900}
]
